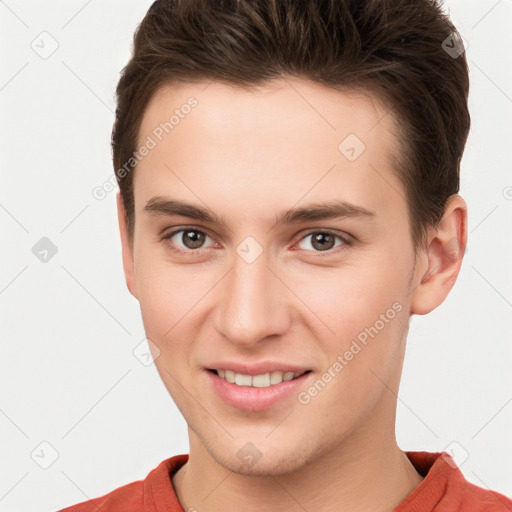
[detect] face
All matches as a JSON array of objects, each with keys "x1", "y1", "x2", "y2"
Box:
[{"x1": 120, "y1": 78, "x2": 424, "y2": 476}]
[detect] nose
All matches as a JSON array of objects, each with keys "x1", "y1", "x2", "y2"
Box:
[{"x1": 214, "y1": 250, "x2": 291, "y2": 348}]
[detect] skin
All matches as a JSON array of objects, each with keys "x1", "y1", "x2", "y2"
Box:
[{"x1": 117, "y1": 78, "x2": 467, "y2": 511}]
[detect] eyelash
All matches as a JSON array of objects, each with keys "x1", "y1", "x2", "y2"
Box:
[{"x1": 160, "y1": 227, "x2": 352, "y2": 257}]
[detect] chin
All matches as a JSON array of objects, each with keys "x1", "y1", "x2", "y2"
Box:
[
  {"x1": 199, "y1": 431, "x2": 323, "y2": 477},
  {"x1": 222, "y1": 449, "x2": 312, "y2": 477}
]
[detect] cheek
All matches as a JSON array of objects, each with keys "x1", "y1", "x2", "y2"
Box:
[
  {"x1": 299, "y1": 302, "x2": 409, "y2": 429},
  {"x1": 135, "y1": 245, "x2": 197, "y2": 319},
  {"x1": 134, "y1": 251, "x2": 219, "y2": 373},
  {"x1": 289, "y1": 254, "x2": 409, "y2": 340},
  {"x1": 135, "y1": 262, "x2": 200, "y2": 405},
  {"x1": 134, "y1": 252, "x2": 188, "y2": 348},
  {"x1": 291, "y1": 250, "x2": 411, "y2": 396}
]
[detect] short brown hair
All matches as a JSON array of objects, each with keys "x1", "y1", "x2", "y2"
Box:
[{"x1": 112, "y1": 0, "x2": 470, "y2": 248}]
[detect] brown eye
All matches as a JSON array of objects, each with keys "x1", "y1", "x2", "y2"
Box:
[
  {"x1": 162, "y1": 228, "x2": 214, "y2": 253},
  {"x1": 297, "y1": 231, "x2": 346, "y2": 252},
  {"x1": 181, "y1": 230, "x2": 206, "y2": 249}
]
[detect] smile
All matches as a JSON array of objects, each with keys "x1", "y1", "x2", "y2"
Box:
[{"x1": 210, "y1": 369, "x2": 310, "y2": 388}]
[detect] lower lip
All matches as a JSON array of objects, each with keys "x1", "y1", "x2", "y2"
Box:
[{"x1": 205, "y1": 370, "x2": 312, "y2": 411}]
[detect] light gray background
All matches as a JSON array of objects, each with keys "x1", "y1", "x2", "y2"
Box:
[{"x1": 1, "y1": 1, "x2": 511, "y2": 510}]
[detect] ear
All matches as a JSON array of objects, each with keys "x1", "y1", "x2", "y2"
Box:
[
  {"x1": 410, "y1": 194, "x2": 468, "y2": 315},
  {"x1": 116, "y1": 191, "x2": 138, "y2": 299}
]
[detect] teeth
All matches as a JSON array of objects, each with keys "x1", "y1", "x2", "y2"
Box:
[
  {"x1": 252, "y1": 373, "x2": 270, "y2": 387},
  {"x1": 270, "y1": 371, "x2": 284, "y2": 385},
  {"x1": 235, "y1": 373, "x2": 252, "y2": 386},
  {"x1": 215, "y1": 369, "x2": 305, "y2": 387}
]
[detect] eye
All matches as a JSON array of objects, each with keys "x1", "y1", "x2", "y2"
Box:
[
  {"x1": 161, "y1": 228, "x2": 216, "y2": 253},
  {"x1": 296, "y1": 231, "x2": 348, "y2": 253},
  {"x1": 161, "y1": 227, "x2": 351, "y2": 256}
]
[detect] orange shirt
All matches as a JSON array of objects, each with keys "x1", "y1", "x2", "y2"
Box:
[{"x1": 59, "y1": 451, "x2": 512, "y2": 511}]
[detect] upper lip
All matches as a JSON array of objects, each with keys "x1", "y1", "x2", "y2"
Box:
[{"x1": 205, "y1": 361, "x2": 311, "y2": 376}]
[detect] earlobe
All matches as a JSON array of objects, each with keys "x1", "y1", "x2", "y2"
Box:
[
  {"x1": 410, "y1": 195, "x2": 468, "y2": 315},
  {"x1": 116, "y1": 191, "x2": 138, "y2": 300}
]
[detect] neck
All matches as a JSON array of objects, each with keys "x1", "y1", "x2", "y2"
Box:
[{"x1": 173, "y1": 410, "x2": 423, "y2": 512}]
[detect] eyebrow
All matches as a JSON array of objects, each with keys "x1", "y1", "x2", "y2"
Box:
[{"x1": 144, "y1": 196, "x2": 376, "y2": 227}]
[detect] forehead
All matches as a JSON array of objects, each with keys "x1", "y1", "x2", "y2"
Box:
[
  {"x1": 134, "y1": 78, "x2": 406, "y2": 227},
  {"x1": 140, "y1": 78, "x2": 398, "y2": 147}
]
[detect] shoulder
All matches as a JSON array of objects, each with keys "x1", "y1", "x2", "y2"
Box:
[
  {"x1": 58, "y1": 479, "x2": 143, "y2": 512},
  {"x1": 399, "y1": 451, "x2": 512, "y2": 512},
  {"x1": 452, "y1": 477, "x2": 512, "y2": 511},
  {"x1": 57, "y1": 454, "x2": 188, "y2": 512}
]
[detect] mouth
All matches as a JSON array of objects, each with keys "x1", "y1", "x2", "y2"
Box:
[{"x1": 207, "y1": 368, "x2": 312, "y2": 388}]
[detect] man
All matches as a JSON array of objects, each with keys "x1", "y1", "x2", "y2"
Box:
[{"x1": 61, "y1": 0, "x2": 512, "y2": 510}]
